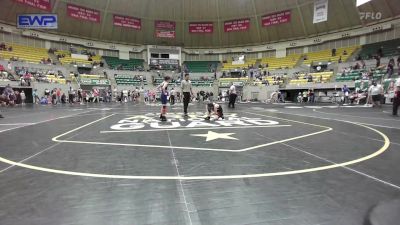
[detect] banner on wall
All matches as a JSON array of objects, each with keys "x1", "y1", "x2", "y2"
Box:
[
  {"x1": 261, "y1": 10, "x2": 291, "y2": 27},
  {"x1": 189, "y1": 22, "x2": 213, "y2": 33},
  {"x1": 67, "y1": 4, "x2": 101, "y2": 23},
  {"x1": 224, "y1": 18, "x2": 250, "y2": 32},
  {"x1": 113, "y1": 15, "x2": 141, "y2": 30},
  {"x1": 14, "y1": 0, "x2": 52, "y2": 11},
  {"x1": 313, "y1": 0, "x2": 328, "y2": 24},
  {"x1": 80, "y1": 78, "x2": 110, "y2": 86},
  {"x1": 155, "y1": 21, "x2": 176, "y2": 38}
]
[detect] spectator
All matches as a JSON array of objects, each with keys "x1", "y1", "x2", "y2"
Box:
[
  {"x1": 32, "y1": 89, "x2": 40, "y2": 104},
  {"x1": 343, "y1": 50, "x2": 347, "y2": 55},
  {"x1": 393, "y1": 79, "x2": 400, "y2": 116},
  {"x1": 368, "y1": 81, "x2": 383, "y2": 107},
  {"x1": 0, "y1": 42, "x2": 5, "y2": 50},
  {"x1": 40, "y1": 96, "x2": 48, "y2": 105},
  {"x1": 332, "y1": 48, "x2": 336, "y2": 56},
  {"x1": 377, "y1": 47, "x2": 383, "y2": 57},
  {"x1": 397, "y1": 56, "x2": 400, "y2": 69},
  {"x1": 55, "y1": 88, "x2": 60, "y2": 103},
  {"x1": 7, "y1": 61, "x2": 12, "y2": 71},
  {"x1": 376, "y1": 55, "x2": 381, "y2": 68},
  {"x1": 8, "y1": 46, "x2": 12, "y2": 52},
  {"x1": 297, "y1": 92, "x2": 303, "y2": 103},
  {"x1": 68, "y1": 87, "x2": 74, "y2": 104},
  {"x1": 387, "y1": 58, "x2": 394, "y2": 78},
  {"x1": 338, "y1": 56, "x2": 342, "y2": 63},
  {"x1": 342, "y1": 85, "x2": 350, "y2": 104}
]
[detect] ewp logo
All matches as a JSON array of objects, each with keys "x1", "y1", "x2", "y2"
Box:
[{"x1": 17, "y1": 14, "x2": 58, "y2": 29}]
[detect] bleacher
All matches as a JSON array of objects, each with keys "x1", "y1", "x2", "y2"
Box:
[
  {"x1": 260, "y1": 54, "x2": 301, "y2": 70},
  {"x1": 358, "y1": 39, "x2": 400, "y2": 60},
  {"x1": 114, "y1": 74, "x2": 147, "y2": 86},
  {"x1": 302, "y1": 46, "x2": 359, "y2": 66},
  {"x1": 335, "y1": 69, "x2": 387, "y2": 82},
  {"x1": 289, "y1": 71, "x2": 334, "y2": 85},
  {"x1": 103, "y1": 56, "x2": 144, "y2": 70},
  {"x1": 263, "y1": 76, "x2": 285, "y2": 85},
  {"x1": 184, "y1": 61, "x2": 219, "y2": 73},
  {"x1": 56, "y1": 50, "x2": 101, "y2": 65},
  {"x1": 0, "y1": 44, "x2": 49, "y2": 64},
  {"x1": 222, "y1": 58, "x2": 257, "y2": 71},
  {"x1": 44, "y1": 75, "x2": 67, "y2": 84}
]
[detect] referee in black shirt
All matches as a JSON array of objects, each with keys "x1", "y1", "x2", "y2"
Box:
[{"x1": 181, "y1": 73, "x2": 193, "y2": 117}]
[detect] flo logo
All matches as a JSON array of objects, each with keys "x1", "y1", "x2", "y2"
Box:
[
  {"x1": 359, "y1": 12, "x2": 382, "y2": 20},
  {"x1": 110, "y1": 112, "x2": 280, "y2": 131}
]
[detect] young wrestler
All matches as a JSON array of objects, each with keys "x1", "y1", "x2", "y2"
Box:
[
  {"x1": 204, "y1": 102, "x2": 224, "y2": 121},
  {"x1": 159, "y1": 76, "x2": 171, "y2": 121}
]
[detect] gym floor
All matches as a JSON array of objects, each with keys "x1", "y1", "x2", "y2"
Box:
[{"x1": 0, "y1": 102, "x2": 399, "y2": 225}]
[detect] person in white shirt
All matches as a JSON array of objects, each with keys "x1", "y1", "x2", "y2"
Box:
[
  {"x1": 228, "y1": 83, "x2": 237, "y2": 108},
  {"x1": 181, "y1": 73, "x2": 193, "y2": 116},
  {"x1": 368, "y1": 81, "x2": 383, "y2": 107}
]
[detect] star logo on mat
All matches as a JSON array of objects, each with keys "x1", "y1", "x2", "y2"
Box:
[{"x1": 191, "y1": 131, "x2": 238, "y2": 142}]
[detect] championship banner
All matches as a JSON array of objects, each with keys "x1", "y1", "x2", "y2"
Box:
[
  {"x1": 80, "y1": 78, "x2": 110, "y2": 86},
  {"x1": 155, "y1": 20, "x2": 176, "y2": 38},
  {"x1": 113, "y1": 15, "x2": 141, "y2": 30},
  {"x1": 189, "y1": 22, "x2": 213, "y2": 33},
  {"x1": 261, "y1": 10, "x2": 291, "y2": 27},
  {"x1": 14, "y1": 0, "x2": 52, "y2": 11},
  {"x1": 67, "y1": 4, "x2": 101, "y2": 23},
  {"x1": 224, "y1": 18, "x2": 250, "y2": 32},
  {"x1": 313, "y1": 0, "x2": 328, "y2": 24}
]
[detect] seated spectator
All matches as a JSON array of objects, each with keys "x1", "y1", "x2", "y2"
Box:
[
  {"x1": 40, "y1": 96, "x2": 48, "y2": 105},
  {"x1": 343, "y1": 50, "x2": 347, "y2": 55},
  {"x1": 338, "y1": 56, "x2": 342, "y2": 63},
  {"x1": 8, "y1": 46, "x2": 12, "y2": 52},
  {"x1": 353, "y1": 62, "x2": 360, "y2": 70},
  {"x1": 0, "y1": 64, "x2": 4, "y2": 72},
  {"x1": 0, "y1": 42, "x2": 5, "y2": 50}
]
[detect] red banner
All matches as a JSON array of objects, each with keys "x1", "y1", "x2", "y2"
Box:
[
  {"x1": 224, "y1": 19, "x2": 250, "y2": 32},
  {"x1": 155, "y1": 31, "x2": 175, "y2": 39},
  {"x1": 189, "y1": 22, "x2": 213, "y2": 34},
  {"x1": 14, "y1": 0, "x2": 52, "y2": 11},
  {"x1": 67, "y1": 4, "x2": 101, "y2": 23},
  {"x1": 262, "y1": 10, "x2": 291, "y2": 27},
  {"x1": 113, "y1": 15, "x2": 141, "y2": 30},
  {"x1": 155, "y1": 21, "x2": 176, "y2": 38}
]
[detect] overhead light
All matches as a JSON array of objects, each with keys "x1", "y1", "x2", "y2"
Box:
[{"x1": 356, "y1": 0, "x2": 372, "y2": 7}]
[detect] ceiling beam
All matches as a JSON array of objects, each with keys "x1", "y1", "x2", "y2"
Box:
[
  {"x1": 52, "y1": 0, "x2": 60, "y2": 14},
  {"x1": 251, "y1": 0, "x2": 262, "y2": 44},
  {"x1": 296, "y1": 0, "x2": 308, "y2": 37},
  {"x1": 99, "y1": 0, "x2": 111, "y2": 39},
  {"x1": 381, "y1": 0, "x2": 394, "y2": 18},
  {"x1": 215, "y1": 0, "x2": 222, "y2": 47}
]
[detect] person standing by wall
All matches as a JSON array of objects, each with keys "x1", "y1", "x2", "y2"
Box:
[
  {"x1": 392, "y1": 79, "x2": 400, "y2": 116},
  {"x1": 181, "y1": 73, "x2": 193, "y2": 117},
  {"x1": 32, "y1": 89, "x2": 40, "y2": 104},
  {"x1": 228, "y1": 83, "x2": 237, "y2": 108}
]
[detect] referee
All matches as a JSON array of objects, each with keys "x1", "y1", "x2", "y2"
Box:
[{"x1": 181, "y1": 73, "x2": 193, "y2": 117}]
